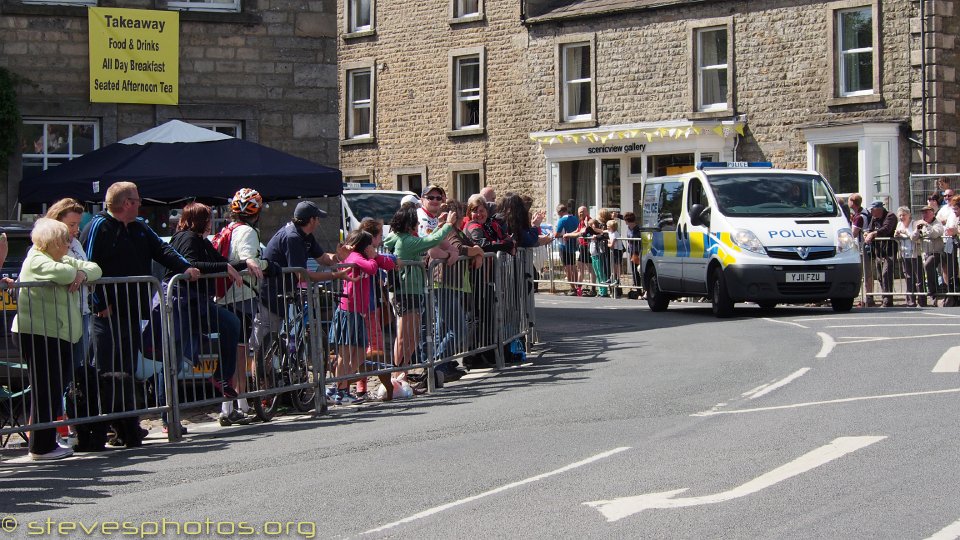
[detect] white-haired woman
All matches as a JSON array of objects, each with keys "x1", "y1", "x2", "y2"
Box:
[
  {"x1": 12, "y1": 218, "x2": 102, "y2": 460},
  {"x1": 895, "y1": 206, "x2": 921, "y2": 307}
]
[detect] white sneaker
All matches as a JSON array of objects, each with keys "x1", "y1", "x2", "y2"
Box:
[
  {"x1": 340, "y1": 392, "x2": 364, "y2": 405},
  {"x1": 30, "y1": 446, "x2": 74, "y2": 461}
]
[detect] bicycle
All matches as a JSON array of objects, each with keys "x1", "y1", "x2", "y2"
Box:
[{"x1": 251, "y1": 288, "x2": 319, "y2": 421}]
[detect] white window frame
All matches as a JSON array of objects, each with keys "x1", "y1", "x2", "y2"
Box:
[
  {"x1": 452, "y1": 0, "x2": 480, "y2": 19},
  {"x1": 560, "y1": 42, "x2": 593, "y2": 123},
  {"x1": 20, "y1": 118, "x2": 100, "y2": 173},
  {"x1": 451, "y1": 51, "x2": 484, "y2": 132},
  {"x1": 189, "y1": 120, "x2": 242, "y2": 139},
  {"x1": 166, "y1": 0, "x2": 239, "y2": 13},
  {"x1": 344, "y1": 65, "x2": 374, "y2": 141},
  {"x1": 837, "y1": 6, "x2": 874, "y2": 97},
  {"x1": 696, "y1": 26, "x2": 728, "y2": 112},
  {"x1": 346, "y1": 0, "x2": 374, "y2": 35},
  {"x1": 804, "y1": 123, "x2": 900, "y2": 204},
  {"x1": 451, "y1": 167, "x2": 484, "y2": 200}
]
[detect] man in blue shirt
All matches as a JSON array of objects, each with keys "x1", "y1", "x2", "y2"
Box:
[
  {"x1": 254, "y1": 201, "x2": 352, "y2": 351},
  {"x1": 554, "y1": 204, "x2": 579, "y2": 294}
]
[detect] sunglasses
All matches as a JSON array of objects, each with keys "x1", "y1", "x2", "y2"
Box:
[{"x1": 424, "y1": 195, "x2": 444, "y2": 201}]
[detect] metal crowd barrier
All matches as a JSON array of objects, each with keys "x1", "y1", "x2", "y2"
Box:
[
  {"x1": 532, "y1": 236, "x2": 643, "y2": 299},
  {"x1": 860, "y1": 235, "x2": 960, "y2": 307},
  {"x1": 0, "y1": 276, "x2": 172, "y2": 448},
  {"x1": 2, "y1": 251, "x2": 540, "y2": 449}
]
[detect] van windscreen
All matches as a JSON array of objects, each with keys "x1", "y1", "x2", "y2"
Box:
[
  {"x1": 344, "y1": 192, "x2": 408, "y2": 222},
  {"x1": 710, "y1": 173, "x2": 839, "y2": 218}
]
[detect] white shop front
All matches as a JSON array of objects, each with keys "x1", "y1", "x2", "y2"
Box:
[{"x1": 531, "y1": 119, "x2": 744, "y2": 223}]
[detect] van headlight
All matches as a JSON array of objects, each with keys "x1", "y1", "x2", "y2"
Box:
[
  {"x1": 837, "y1": 228, "x2": 856, "y2": 252},
  {"x1": 732, "y1": 229, "x2": 766, "y2": 255}
]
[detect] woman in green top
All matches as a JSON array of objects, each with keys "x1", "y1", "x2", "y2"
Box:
[
  {"x1": 13, "y1": 218, "x2": 102, "y2": 460},
  {"x1": 384, "y1": 204, "x2": 456, "y2": 381}
]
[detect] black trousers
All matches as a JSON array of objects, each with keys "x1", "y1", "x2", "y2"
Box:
[
  {"x1": 19, "y1": 333, "x2": 74, "y2": 455},
  {"x1": 92, "y1": 313, "x2": 141, "y2": 415}
]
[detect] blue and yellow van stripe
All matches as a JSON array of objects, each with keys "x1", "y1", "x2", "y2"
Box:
[{"x1": 647, "y1": 231, "x2": 740, "y2": 267}]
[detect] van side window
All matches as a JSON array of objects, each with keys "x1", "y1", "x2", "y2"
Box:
[
  {"x1": 687, "y1": 178, "x2": 708, "y2": 210},
  {"x1": 642, "y1": 181, "x2": 683, "y2": 231}
]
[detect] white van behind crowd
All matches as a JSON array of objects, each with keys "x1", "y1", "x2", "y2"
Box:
[
  {"x1": 639, "y1": 162, "x2": 862, "y2": 317},
  {"x1": 340, "y1": 183, "x2": 415, "y2": 238}
]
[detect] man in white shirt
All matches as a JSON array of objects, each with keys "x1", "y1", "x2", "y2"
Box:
[{"x1": 417, "y1": 185, "x2": 445, "y2": 237}]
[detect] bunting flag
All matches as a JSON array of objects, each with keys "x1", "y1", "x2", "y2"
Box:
[{"x1": 528, "y1": 122, "x2": 745, "y2": 147}]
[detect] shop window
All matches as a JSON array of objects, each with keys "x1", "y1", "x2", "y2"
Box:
[
  {"x1": 559, "y1": 159, "x2": 595, "y2": 209},
  {"x1": 814, "y1": 143, "x2": 859, "y2": 194},
  {"x1": 647, "y1": 153, "x2": 695, "y2": 177},
  {"x1": 20, "y1": 119, "x2": 99, "y2": 183},
  {"x1": 602, "y1": 159, "x2": 620, "y2": 210}
]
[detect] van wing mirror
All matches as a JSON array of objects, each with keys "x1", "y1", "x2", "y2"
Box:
[{"x1": 689, "y1": 204, "x2": 709, "y2": 227}]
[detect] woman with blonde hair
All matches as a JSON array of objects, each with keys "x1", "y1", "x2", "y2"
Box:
[
  {"x1": 13, "y1": 218, "x2": 102, "y2": 460},
  {"x1": 45, "y1": 198, "x2": 92, "y2": 366}
]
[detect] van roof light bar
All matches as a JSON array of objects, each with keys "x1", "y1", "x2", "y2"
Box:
[{"x1": 696, "y1": 161, "x2": 774, "y2": 170}]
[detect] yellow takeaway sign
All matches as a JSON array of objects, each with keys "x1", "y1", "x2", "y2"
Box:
[{"x1": 88, "y1": 7, "x2": 179, "y2": 105}]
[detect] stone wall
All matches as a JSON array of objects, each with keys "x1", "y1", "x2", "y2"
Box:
[
  {"x1": 339, "y1": 0, "x2": 953, "y2": 209},
  {"x1": 0, "y1": 0, "x2": 340, "y2": 231}
]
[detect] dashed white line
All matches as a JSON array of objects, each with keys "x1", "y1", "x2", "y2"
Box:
[
  {"x1": 691, "y1": 387, "x2": 960, "y2": 417},
  {"x1": 361, "y1": 446, "x2": 631, "y2": 535},
  {"x1": 749, "y1": 368, "x2": 810, "y2": 399}
]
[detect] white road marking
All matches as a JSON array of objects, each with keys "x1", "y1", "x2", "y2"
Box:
[
  {"x1": 583, "y1": 436, "x2": 885, "y2": 522},
  {"x1": 741, "y1": 384, "x2": 769, "y2": 397},
  {"x1": 925, "y1": 517, "x2": 960, "y2": 540},
  {"x1": 691, "y1": 387, "x2": 960, "y2": 417},
  {"x1": 816, "y1": 332, "x2": 836, "y2": 358},
  {"x1": 749, "y1": 368, "x2": 810, "y2": 399},
  {"x1": 832, "y1": 333, "x2": 960, "y2": 345},
  {"x1": 792, "y1": 315, "x2": 946, "y2": 322},
  {"x1": 762, "y1": 317, "x2": 809, "y2": 329},
  {"x1": 361, "y1": 446, "x2": 631, "y2": 535},
  {"x1": 932, "y1": 346, "x2": 960, "y2": 373},
  {"x1": 827, "y1": 324, "x2": 960, "y2": 328}
]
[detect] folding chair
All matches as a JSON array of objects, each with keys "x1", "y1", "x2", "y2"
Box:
[{"x1": 0, "y1": 385, "x2": 30, "y2": 448}]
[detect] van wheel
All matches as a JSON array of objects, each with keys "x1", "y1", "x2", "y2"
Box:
[
  {"x1": 645, "y1": 268, "x2": 669, "y2": 312},
  {"x1": 711, "y1": 267, "x2": 735, "y2": 318},
  {"x1": 831, "y1": 297, "x2": 854, "y2": 312}
]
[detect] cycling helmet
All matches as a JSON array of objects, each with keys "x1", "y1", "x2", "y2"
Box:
[{"x1": 230, "y1": 188, "x2": 263, "y2": 216}]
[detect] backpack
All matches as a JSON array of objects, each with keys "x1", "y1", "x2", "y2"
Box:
[{"x1": 211, "y1": 222, "x2": 243, "y2": 298}]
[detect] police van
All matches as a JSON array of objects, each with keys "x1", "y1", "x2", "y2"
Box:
[{"x1": 639, "y1": 162, "x2": 862, "y2": 317}]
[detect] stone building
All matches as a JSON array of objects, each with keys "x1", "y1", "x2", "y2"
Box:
[
  {"x1": 338, "y1": 0, "x2": 956, "y2": 218},
  {"x1": 0, "y1": 0, "x2": 340, "y2": 229}
]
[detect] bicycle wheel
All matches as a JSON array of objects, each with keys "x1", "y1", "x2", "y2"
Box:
[
  {"x1": 288, "y1": 332, "x2": 316, "y2": 413},
  {"x1": 251, "y1": 336, "x2": 283, "y2": 422}
]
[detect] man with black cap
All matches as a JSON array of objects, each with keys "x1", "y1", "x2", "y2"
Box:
[
  {"x1": 863, "y1": 200, "x2": 898, "y2": 307},
  {"x1": 253, "y1": 201, "x2": 353, "y2": 353}
]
